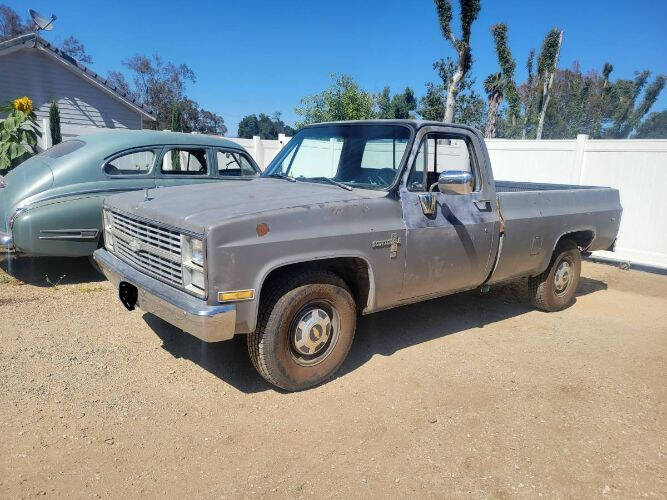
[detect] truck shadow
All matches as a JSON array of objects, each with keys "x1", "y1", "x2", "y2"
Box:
[
  {"x1": 144, "y1": 276, "x2": 607, "y2": 394},
  {"x1": 0, "y1": 255, "x2": 104, "y2": 286}
]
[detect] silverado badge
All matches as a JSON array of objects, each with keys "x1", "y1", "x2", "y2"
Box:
[{"x1": 372, "y1": 233, "x2": 401, "y2": 259}]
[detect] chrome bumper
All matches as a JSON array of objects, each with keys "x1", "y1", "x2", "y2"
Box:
[
  {"x1": 0, "y1": 229, "x2": 13, "y2": 251},
  {"x1": 93, "y1": 249, "x2": 236, "y2": 342}
]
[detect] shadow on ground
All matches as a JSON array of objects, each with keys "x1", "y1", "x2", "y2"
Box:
[
  {"x1": 145, "y1": 276, "x2": 608, "y2": 394},
  {"x1": 0, "y1": 254, "x2": 104, "y2": 286}
]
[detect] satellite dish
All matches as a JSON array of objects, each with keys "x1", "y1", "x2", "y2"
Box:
[{"x1": 29, "y1": 9, "x2": 57, "y2": 31}]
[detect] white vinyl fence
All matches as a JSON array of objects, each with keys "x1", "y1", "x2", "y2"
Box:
[
  {"x1": 50, "y1": 121, "x2": 667, "y2": 270},
  {"x1": 232, "y1": 133, "x2": 667, "y2": 270}
]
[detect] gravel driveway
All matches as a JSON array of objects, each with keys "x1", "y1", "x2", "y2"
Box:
[{"x1": 1, "y1": 255, "x2": 665, "y2": 498}]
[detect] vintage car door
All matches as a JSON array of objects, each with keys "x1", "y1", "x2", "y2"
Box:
[
  {"x1": 399, "y1": 126, "x2": 500, "y2": 300},
  {"x1": 155, "y1": 146, "x2": 222, "y2": 188}
]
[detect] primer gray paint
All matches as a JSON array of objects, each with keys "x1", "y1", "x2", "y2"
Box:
[{"x1": 102, "y1": 120, "x2": 623, "y2": 335}]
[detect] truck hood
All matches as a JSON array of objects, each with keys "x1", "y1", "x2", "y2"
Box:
[{"x1": 104, "y1": 178, "x2": 387, "y2": 233}]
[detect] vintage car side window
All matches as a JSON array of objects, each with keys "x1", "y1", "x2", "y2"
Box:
[
  {"x1": 216, "y1": 150, "x2": 258, "y2": 177},
  {"x1": 407, "y1": 135, "x2": 475, "y2": 191},
  {"x1": 161, "y1": 148, "x2": 208, "y2": 175},
  {"x1": 104, "y1": 150, "x2": 155, "y2": 175}
]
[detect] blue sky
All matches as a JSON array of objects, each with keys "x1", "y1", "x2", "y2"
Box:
[{"x1": 7, "y1": 0, "x2": 667, "y2": 135}]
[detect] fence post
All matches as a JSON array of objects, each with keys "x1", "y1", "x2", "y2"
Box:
[
  {"x1": 574, "y1": 134, "x2": 588, "y2": 185},
  {"x1": 252, "y1": 135, "x2": 265, "y2": 168},
  {"x1": 41, "y1": 118, "x2": 51, "y2": 150}
]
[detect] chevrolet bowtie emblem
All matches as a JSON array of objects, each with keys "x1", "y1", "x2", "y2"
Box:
[
  {"x1": 128, "y1": 238, "x2": 141, "y2": 252},
  {"x1": 371, "y1": 233, "x2": 401, "y2": 259}
]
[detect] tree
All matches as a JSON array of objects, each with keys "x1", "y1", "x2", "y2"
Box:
[
  {"x1": 237, "y1": 112, "x2": 294, "y2": 139},
  {"x1": 432, "y1": 0, "x2": 481, "y2": 122},
  {"x1": 483, "y1": 73, "x2": 503, "y2": 138},
  {"x1": 60, "y1": 35, "x2": 93, "y2": 64},
  {"x1": 196, "y1": 109, "x2": 227, "y2": 136},
  {"x1": 490, "y1": 23, "x2": 520, "y2": 136},
  {"x1": 48, "y1": 100, "x2": 61, "y2": 145},
  {"x1": 633, "y1": 110, "x2": 667, "y2": 138},
  {"x1": 535, "y1": 28, "x2": 563, "y2": 139},
  {"x1": 295, "y1": 74, "x2": 376, "y2": 127},
  {"x1": 418, "y1": 58, "x2": 486, "y2": 129},
  {"x1": 0, "y1": 4, "x2": 32, "y2": 41},
  {"x1": 377, "y1": 87, "x2": 417, "y2": 119},
  {"x1": 170, "y1": 102, "x2": 182, "y2": 132},
  {"x1": 122, "y1": 54, "x2": 196, "y2": 129},
  {"x1": 106, "y1": 71, "x2": 136, "y2": 100},
  {"x1": 520, "y1": 49, "x2": 536, "y2": 139},
  {"x1": 605, "y1": 72, "x2": 666, "y2": 138}
]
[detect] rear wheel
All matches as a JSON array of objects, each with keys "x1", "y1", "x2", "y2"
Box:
[
  {"x1": 247, "y1": 271, "x2": 356, "y2": 391},
  {"x1": 529, "y1": 240, "x2": 581, "y2": 312}
]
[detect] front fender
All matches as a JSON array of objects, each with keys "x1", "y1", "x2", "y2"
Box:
[{"x1": 232, "y1": 251, "x2": 377, "y2": 334}]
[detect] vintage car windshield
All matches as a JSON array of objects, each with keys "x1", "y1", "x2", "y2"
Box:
[{"x1": 262, "y1": 124, "x2": 411, "y2": 189}]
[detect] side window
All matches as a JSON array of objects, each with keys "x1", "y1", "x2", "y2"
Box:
[
  {"x1": 217, "y1": 151, "x2": 258, "y2": 177},
  {"x1": 104, "y1": 150, "x2": 155, "y2": 176},
  {"x1": 161, "y1": 148, "x2": 207, "y2": 175},
  {"x1": 407, "y1": 135, "x2": 475, "y2": 191}
]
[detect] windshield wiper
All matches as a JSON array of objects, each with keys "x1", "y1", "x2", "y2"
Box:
[
  {"x1": 306, "y1": 177, "x2": 353, "y2": 191},
  {"x1": 266, "y1": 172, "x2": 296, "y2": 182}
]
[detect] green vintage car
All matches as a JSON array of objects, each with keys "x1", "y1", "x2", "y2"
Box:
[{"x1": 0, "y1": 130, "x2": 259, "y2": 257}]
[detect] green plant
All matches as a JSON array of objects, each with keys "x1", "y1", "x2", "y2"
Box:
[
  {"x1": 0, "y1": 96, "x2": 41, "y2": 172},
  {"x1": 49, "y1": 100, "x2": 62, "y2": 145}
]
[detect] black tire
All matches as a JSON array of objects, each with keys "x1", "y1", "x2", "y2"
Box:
[
  {"x1": 247, "y1": 271, "x2": 357, "y2": 391},
  {"x1": 529, "y1": 240, "x2": 581, "y2": 312}
]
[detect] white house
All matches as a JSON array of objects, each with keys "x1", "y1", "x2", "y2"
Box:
[{"x1": 0, "y1": 33, "x2": 155, "y2": 143}]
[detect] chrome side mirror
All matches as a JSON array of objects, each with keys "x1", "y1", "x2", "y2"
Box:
[{"x1": 437, "y1": 170, "x2": 474, "y2": 195}]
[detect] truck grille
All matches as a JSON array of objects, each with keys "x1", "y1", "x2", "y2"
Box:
[{"x1": 107, "y1": 210, "x2": 183, "y2": 287}]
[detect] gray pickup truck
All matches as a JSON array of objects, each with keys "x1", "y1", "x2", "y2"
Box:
[{"x1": 94, "y1": 120, "x2": 622, "y2": 391}]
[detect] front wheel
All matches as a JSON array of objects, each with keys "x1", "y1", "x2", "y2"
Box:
[
  {"x1": 247, "y1": 271, "x2": 357, "y2": 391},
  {"x1": 528, "y1": 240, "x2": 581, "y2": 312}
]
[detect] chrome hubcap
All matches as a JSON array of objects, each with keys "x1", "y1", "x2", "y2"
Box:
[
  {"x1": 554, "y1": 260, "x2": 572, "y2": 293},
  {"x1": 291, "y1": 305, "x2": 340, "y2": 366}
]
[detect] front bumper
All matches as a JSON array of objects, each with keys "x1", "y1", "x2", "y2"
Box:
[
  {"x1": 0, "y1": 229, "x2": 13, "y2": 251},
  {"x1": 93, "y1": 249, "x2": 236, "y2": 342}
]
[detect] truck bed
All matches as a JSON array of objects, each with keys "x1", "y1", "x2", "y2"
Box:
[{"x1": 489, "y1": 181, "x2": 622, "y2": 285}]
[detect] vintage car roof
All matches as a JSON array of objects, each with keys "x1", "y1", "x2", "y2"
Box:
[{"x1": 75, "y1": 129, "x2": 244, "y2": 152}]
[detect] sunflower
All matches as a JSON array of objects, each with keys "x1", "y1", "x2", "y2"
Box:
[{"x1": 12, "y1": 96, "x2": 34, "y2": 114}]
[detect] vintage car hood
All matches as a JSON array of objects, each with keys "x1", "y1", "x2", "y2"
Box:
[
  {"x1": 0, "y1": 158, "x2": 54, "y2": 232},
  {"x1": 104, "y1": 178, "x2": 387, "y2": 233}
]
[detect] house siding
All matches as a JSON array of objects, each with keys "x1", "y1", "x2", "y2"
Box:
[{"x1": 0, "y1": 48, "x2": 142, "y2": 129}]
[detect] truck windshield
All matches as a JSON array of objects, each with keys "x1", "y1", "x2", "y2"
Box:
[{"x1": 262, "y1": 124, "x2": 411, "y2": 190}]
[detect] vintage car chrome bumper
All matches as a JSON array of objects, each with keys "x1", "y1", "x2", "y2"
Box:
[
  {"x1": 93, "y1": 249, "x2": 236, "y2": 342},
  {"x1": 0, "y1": 229, "x2": 13, "y2": 251}
]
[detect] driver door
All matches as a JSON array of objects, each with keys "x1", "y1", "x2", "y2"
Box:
[{"x1": 400, "y1": 128, "x2": 499, "y2": 300}]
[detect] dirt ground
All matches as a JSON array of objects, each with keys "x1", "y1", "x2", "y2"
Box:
[{"x1": 0, "y1": 255, "x2": 665, "y2": 499}]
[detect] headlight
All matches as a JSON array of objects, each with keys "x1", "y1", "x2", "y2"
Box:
[
  {"x1": 182, "y1": 236, "x2": 206, "y2": 297},
  {"x1": 103, "y1": 210, "x2": 114, "y2": 251},
  {"x1": 190, "y1": 238, "x2": 204, "y2": 267}
]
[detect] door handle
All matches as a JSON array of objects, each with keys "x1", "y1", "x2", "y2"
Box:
[{"x1": 473, "y1": 199, "x2": 492, "y2": 210}]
